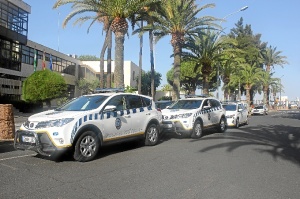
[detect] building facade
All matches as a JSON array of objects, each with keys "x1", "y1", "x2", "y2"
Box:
[{"x1": 0, "y1": 0, "x2": 140, "y2": 105}]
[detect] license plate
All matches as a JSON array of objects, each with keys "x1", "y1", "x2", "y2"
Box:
[{"x1": 22, "y1": 136, "x2": 36, "y2": 144}]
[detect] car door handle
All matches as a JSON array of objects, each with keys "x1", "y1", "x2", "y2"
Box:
[
  {"x1": 124, "y1": 115, "x2": 131, "y2": 118},
  {"x1": 146, "y1": 113, "x2": 151, "y2": 115}
]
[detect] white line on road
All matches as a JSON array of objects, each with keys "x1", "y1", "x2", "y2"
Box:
[
  {"x1": 0, "y1": 163, "x2": 17, "y2": 170},
  {"x1": 0, "y1": 154, "x2": 36, "y2": 161}
]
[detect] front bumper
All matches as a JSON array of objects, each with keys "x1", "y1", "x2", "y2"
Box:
[
  {"x1": 161, "y1": 120, "x2": 192, "y2": 135},
  {"x1": 226, "y1": 118, "x2": 236, "y2": 126},
  {"x1": 252, "y1": 111, "x2": 264, "y2": 115},
  {"x1": 14, "y1": 130, "x2": 70, "y2": 157}
]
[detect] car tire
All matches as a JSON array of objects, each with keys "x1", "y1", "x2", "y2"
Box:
[
  {"x1": 73, "y1": 131, "x2": 100, "y2": 162},
  {"x1": 191, "y1": 120, "x2": 203, "y2": 139},
  {"x1": 217, "y1": 117, "x2": 227, "y2": 133},
  {"x1": 235, "y1": 118, "x2": 240, "y2": 128},
  {"x1": 144, "y1": 123, "x2": 159, "y2": 146}
]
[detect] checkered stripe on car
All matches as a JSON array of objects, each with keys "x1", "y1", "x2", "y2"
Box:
[
  {"x1": 70, "y1": 106, "x2": 152, "y2": 142},
  {"x1": 193, "y1": 106, "x2": 222, "y2": 121}
]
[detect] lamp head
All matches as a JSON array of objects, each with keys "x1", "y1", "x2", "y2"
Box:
[{"x1": 240, "y1": 6, "x2": 248, "y2": 11}]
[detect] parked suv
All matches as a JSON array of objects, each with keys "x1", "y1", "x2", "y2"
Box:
[
  {"x1": 251, "y1": 104, "x2": 268, "y2": 115},
  {"x1": 161, "y1": 97, "x2": 227, "y2": 138},
  {"x1": 223, "y1": 102, "x2": 249, "y2": 128},
  {"x1": 14, "y1": 91, "x2": 162, "y2": 162}
]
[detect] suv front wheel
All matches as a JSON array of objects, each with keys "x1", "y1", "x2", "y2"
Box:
[
  {"x1": 191, "y1": 120, "x2": 203, "y2": 139},
  {"x1": 73, "y1": 131, "x2": 100, "y2": 162}
]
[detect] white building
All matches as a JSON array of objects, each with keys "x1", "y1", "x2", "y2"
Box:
[{"x1": 82, "y1": 61, "x2": 140, "y2": 88}]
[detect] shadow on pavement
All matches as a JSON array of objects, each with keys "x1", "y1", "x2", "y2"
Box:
[
  {"x1": 195, "y1": 124, "x2": 300, "y2": 166},
  {"x1": 0, "y1": 140, "x2": 15, "y2": 153}
]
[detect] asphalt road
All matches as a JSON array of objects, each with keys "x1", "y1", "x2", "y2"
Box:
[{"x1": 1, "y1": 110, "x2": 300, "y2": 199}]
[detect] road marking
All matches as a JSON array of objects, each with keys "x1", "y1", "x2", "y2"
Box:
[
  {"x1": 0, "y1": 163, "x2": 17, "y2": 170},
  {"x1": 0, "y1": 154, "x2": 36, "y2": 161}
]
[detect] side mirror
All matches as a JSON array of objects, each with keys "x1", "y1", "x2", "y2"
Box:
[
  {"x1": 203, "y1": 105, "x2": 211, "y2": 110},
  {"x1": 103, "y1": 105, "x2": 117, "y2": 112},
  {"x1": 238, "y1": 108, "x2": 243, "y2": 112}
]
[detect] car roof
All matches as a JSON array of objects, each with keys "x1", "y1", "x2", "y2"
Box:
[{"x1": 84, "y1": 92, "x2": 152, "y2": 100}]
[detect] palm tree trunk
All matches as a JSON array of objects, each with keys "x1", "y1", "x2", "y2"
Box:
[
  {"x1": 114, "y1": 32, "x2": 125, "y2": 88},
  {"x1": 246, "y1": 86, "x2": 251, "y2": 107},
  {"x1": 149, "y1": 30, "x2": 155, "y2": 100},
  {"x1": 263, "y1": 85, "x2": 268, "y2": 105},
  {"x1": 107, "y1": 29, "x2": 112, "y2": 88},
  {"x1": 203, "y1": 75, "x2": 209, "y2": 95},
  {"x1": 99, "y1": 31, "x2": 109, "y2": 89},
  {"x1": 138, "y1": 21, "x2": 143, "y2": 94},
  {"x1": 172, "y1": 44, "x2": 181, "y2": 101}
]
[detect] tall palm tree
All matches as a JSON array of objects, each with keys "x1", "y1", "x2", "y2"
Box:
[
  {"x1": 96, "y1": 0, "x2": 160, "y2": 88},
  {"x1": 54, "y1": 0, "x2": 158, "y2": 88},
  {"x1": 261, "y1": 45, "x2": 288, "y2": 105},
  {"x1": 145, "y1": 0, "x2": 218, "y2": 100},
  {"x1": 133, "y1": 3, "x2": 162, "y2": 99},
  {"x1": 53, "y1": 0, "x2": 112, "y2": 88}
]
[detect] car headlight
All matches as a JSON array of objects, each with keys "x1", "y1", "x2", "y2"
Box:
[
  {"x1": 169, "y1": 113, "x2": 193, "y2": 119},
  {"x1": 35, "y1": 118, "x2": 74, "y2": 129}
]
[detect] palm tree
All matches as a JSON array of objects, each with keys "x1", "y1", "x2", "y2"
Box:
[
  {"x1": 234, "y1": 63, "x2": 265, "y2": 106},
  {"x1": 145, "y1": 0, "x2": 218, "y2": 100},
  {"x1": 53, "y1": 0, "x2": 112, "y2": 88},
  {"x1": 183, "y1": 31, "x2": 235, "y2": 95},
  {"x1": 261, "y1": 45, "x2": 288, "y2": 106},
  {"x1": 96, "y1": 0, "x2": 160, "y2": 88},
  {"x1": 54, "y1": 0, "x2": 158, "y2": 88},
  {"x1": 133, "y1": 3, "x2": 162, "y2": 99}
]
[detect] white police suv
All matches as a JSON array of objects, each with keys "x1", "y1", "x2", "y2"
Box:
[
  {"x1": 161, "y1": 96, "x2": 227, "y2": 138},
  {"x1": 14, "y1": 91, "x2": 162, "y2": 162},
  {"x1": 222, "y1": 102, "x2": 249, "y2": 128}
]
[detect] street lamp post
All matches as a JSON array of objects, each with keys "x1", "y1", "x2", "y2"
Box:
[{"x1": 216, "y1": 6, "x2": 248, "y2": 101}]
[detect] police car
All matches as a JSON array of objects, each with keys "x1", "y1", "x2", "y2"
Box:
[
  {"x1": 222, "y1": 102, "x2": 249, "y2": 128},
  {"x1": 14, "y1": 90, "x2": 162, "y2": 162},
  {"x1": 161, "y1": 96, "x2": 227, "y2": 138}
]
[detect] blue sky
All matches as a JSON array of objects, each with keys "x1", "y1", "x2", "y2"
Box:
[{"x1": 25, "y1": 0, "x2": 300, "y2": 101}]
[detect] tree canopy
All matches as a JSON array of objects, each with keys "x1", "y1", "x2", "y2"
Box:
[{"x1": 22, "y1": 70, "x2": 67, "y2": 103}]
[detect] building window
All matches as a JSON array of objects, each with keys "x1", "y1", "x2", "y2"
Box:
[
  {"x1": 132, "y1": 71, "x2": 135, "y2": 81},
  {"x1": 0, "y1": 1, "x2": 28, "y2": 37},
  {"x1": 0, "y1": 38, "x2": 21, "y2": 71}
]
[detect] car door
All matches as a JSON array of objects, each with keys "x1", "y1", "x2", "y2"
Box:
[
  {"x1": 126, "y1": 94, "x2": 147, "y2": 134},
  {"x1": 209, "y1": 99, "x2": 222, "y2": 125},
  {"x1": 201, "y1": 99, "x2": 212, "y2": 127},
  {"x1": 100, "y1": 94, "x2": 133, "y2": 141}
]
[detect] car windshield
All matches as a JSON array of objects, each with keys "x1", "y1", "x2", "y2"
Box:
[
  {"x1": 168, "y1": 100, "x2": 202, "y2": 109},
  {"x1": 223, "y1": 104, "x2": 237, "y2": 111},
  {"x1": 55, "y1": 95, "x2": 109, "y2": 111},
  {"x1": 156, "y1": 101, "x2": 173, "y2": 109}
]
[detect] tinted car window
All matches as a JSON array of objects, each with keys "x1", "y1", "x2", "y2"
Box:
[
  {"x1": 142, "y1": 96, "x2": 151, "y2": 107},
  {"x1": 106, "y1": 95, "x2": 127, "y2": 111},
  {"x1": 127, "y1": 95, "x2": 143, "y2": 109},
  {"x1": 210, "y1": 99, "x2": 221, "y2": 108}
]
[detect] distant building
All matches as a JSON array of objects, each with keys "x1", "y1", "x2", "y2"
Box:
[{"x1": 81, "y1": 61, "x2": 140, "y2": 88}]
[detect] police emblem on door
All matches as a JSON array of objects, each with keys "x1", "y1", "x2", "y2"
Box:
[{"x1": 115, "y1": 118, "x2": 122, "y2": 130}]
